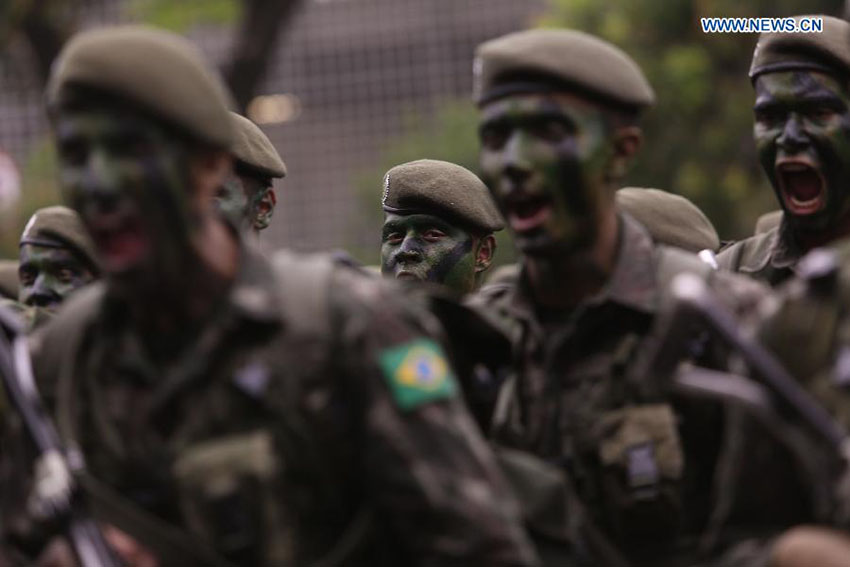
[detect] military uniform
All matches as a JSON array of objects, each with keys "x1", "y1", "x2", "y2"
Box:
[
  {"x1": 0, "y1": 25, "x2": 538, "y2": 567},
  {"x1": 470, "y1": 215, "x2": 808, "y2": 566},
  {"x1": 0, "y1": 245, "x2": 538, "y2": 566},
  {"x1": 716, "y1": 222, "x2": 801, "y2": 287},
  {"x1": 717, "y1": 16, "x2": 850, "y2": 287},
  {"x1": 471, "y1": 28, "x2": 810, "y2": 566}
]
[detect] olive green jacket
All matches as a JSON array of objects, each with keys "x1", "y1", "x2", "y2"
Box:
[
  {"x1": 716, "y1": 223, "x2": 802, "y2": 287},
  {"x1": 2, "y1": 246, "x2": 538, "y2": 566},
  {"x1": 468, "y1": 216, "x2": 811, "y2": 566}
]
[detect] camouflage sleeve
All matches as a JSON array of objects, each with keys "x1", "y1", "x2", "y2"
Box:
[{"x1": 331, "y1": 269, "x2": 538, "y2": 567}]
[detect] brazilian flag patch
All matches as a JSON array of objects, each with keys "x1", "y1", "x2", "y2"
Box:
[{"x1": 378, "y1": 338, "x2": 456, "y2": 410}]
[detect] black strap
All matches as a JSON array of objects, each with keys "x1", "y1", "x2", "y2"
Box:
[{"x1": 80, "y1": 472, "x2": 238, "y2": 567}]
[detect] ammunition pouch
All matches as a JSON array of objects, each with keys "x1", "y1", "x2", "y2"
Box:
[
  {"x1": 172, "y1": 429, "x2": 284, "y2": 565},
  {"x1": 594, "y1": 404, "x2": 684, "y2": 549}
]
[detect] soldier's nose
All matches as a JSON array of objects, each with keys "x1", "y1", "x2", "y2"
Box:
[
  {"x1": 504, "y1": 164, "x2": 531, "y2": 189},
  {"x1": 777, "y1": 114, "x2": 809, "y2": 153},
  {"x1": 396, "y1": 238, "x2": 424, "y2": 263}
]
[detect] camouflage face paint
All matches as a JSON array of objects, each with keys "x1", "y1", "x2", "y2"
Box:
[
  {"x1": 18, "y1": 243, "x2": 95, "y2": 311},
  {"x1": 215, "y1": 171, "x2": 273, "y2": 234},
  {"x1": 754, "y1": 71, "x2": 850, "y2": 232},
  {"x1": 54, "y1": 105, "x2": 199, "y2": 289},
  {"x1": 478, "y1": 93, "x2": 614, "y2": 256},
  {"x1": 216, "y1": 173, "x2": 251, "y2": 231},
  {"x1": 381, "y1": 212, "x2": 478, "y2": 294}
]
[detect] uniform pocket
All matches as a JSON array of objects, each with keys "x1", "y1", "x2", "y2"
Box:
[
  {"x1": 172, "y1": 430, "x2": 289, "y2": 565},
  {"x1": 595, "y1": 404, "x2": 684, "y2": 546}
]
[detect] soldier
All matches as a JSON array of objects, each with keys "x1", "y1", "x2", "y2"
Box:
[
  {"x1": 718, "y1": 236, "x2": 850, "y2": 567},
  {"x1": 17, "y1": 205, "x2": 99, "y2": 311},
  {"x1": 216, "y1": 111, "x2": 285, "y2": 237},
  {"x1": 469, "y1": 28, "x2": 799, "y2": 565},
  {"x1": 717, "y1": 15, "x2": 850, "y2": 286},
  {"x1": 0, "y1": 25, "x2": 537, "y2": 567},
  {"x1": 380, "y1": 159, "x2": 503, "y2": 294}
]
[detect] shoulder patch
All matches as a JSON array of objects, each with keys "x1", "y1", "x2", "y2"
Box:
[{"x1": 378, "y1": 338, "x2": 456, "y2": 410}]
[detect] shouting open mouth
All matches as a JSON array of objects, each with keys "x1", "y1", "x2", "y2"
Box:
[
  {"x1": 776, "y1": 158, "x2": 826, "y2": 216},
  {"x1": 505, "y1": 195, "x2": 553, "y2": 233},
  {"x1": 88, "y1": 210, "x2": 149, "y2": 273}
]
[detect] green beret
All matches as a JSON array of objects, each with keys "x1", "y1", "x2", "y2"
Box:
[
  {"x1": 473, "y1": 29, "x2": 655, "y2": 108},
  {"x1": 20, "y1": 206, "x2": 100, "y2": 273},
  {"x1": 47, "y1": 25, "x2": 234, "y2": 147},
  {"x1": 750, "y1": 15, "x2": 850, "y2": 80},
  {"x1": 231, "y1": 112, "x2": 287, "y2": 179},
  {"x1": 382, "y1": 159, "x2": 504, "y2": 233},
  {"x1": 616, "y1": 188, "x2": 720, "y2": 252}
]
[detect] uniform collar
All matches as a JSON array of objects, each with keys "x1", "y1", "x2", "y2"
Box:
[
  {"x1": 506, "y1": 212, "x2": 659, "y2": 323},
  {"x1": 770, "y1": 219, "x2": 804, "y2": 269}
]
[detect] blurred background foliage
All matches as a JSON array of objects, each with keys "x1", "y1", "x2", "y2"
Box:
[
  {"x1": 3, "y1": 0, "x2": 845, "y2": 264},
  {"x1": 356, "y1": 0, "x2": 840, "y2": 269},
  {"x1": 127, "y1": 0, "x2": 240, "y2": 32},
  {"x1": 1, "y1": 0, "x2": 299, "y2": 258}
]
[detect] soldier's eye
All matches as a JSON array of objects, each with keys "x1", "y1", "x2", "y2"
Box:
[
  {"x1": 384, "y1": 232, "x2": 403, "y2": 245},
  {"x1": 480, "y1": 124, "x2": 510, "y2": 150},
  {"x1": 112, "y1": 134, "x2": 154, "y2": 159},
  {"x1": 529, "y1": 119, "x2": 570, "y2": 143},
  {"x1": 808, "y1": 106, "x2": 837, "y2": 122},
  {"x1": 755, "y1": 107, "x2": 783, "y2": 125},
  {"x1": 57, "y1": 269, "x2": 76, "y2": 283},
  {"x1": 59, "y1": 139, "x2": 88, "y2": 166},
  {"x1": 18, "y1": 270, "x2": 34, "y2": 286},
  {"x1": 423, "y1": 229, "x2": 446, "y2": 242}
]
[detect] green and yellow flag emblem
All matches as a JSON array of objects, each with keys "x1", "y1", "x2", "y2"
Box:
[{"x1": 378, "y1": 338, "x2": 456, "y2": 410}]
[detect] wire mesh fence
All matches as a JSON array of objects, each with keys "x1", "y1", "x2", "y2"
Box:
[{"x1": 0, "y1": 0, "x2": 546, "y2": 259}]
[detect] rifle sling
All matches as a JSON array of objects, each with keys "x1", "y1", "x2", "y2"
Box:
[
  {"x1": 48, "y1": 298, "x2": 237, "y2": 567},
  {"x1": 79, "y1": 472, "x2": 238, "y2": 567}
]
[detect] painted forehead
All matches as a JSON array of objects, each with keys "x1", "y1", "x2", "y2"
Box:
[
  {"x1": 480, "y1": 91, "x2": 605, "y2": 121},
  {"x1": 755, "y1": 70, "x2": 849, "y2": 100},
  {"x1": 382, "y1": 212, "x2": 459, "y2": 231},
  {"x1": 19, "y1": 243, "x2": 81, "y2": 262}
]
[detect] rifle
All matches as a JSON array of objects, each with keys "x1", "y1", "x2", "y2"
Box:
[
  {"x1": 0, "y1": 307, "x2": 121, "y2": 567},
  {"x1": 631, "y1": 272, "x2": 850, "y2": 523}
]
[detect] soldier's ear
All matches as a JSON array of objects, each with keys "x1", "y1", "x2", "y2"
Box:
[
  {"x1": 608, "y1": 126, "x2": 643, "y2": 181},
  {"x1": 253, "y1": 187, "x2": 277, "y2": 231},
  {"x1": 475, "y1": 234, "x2": 497, "y2": 273}
]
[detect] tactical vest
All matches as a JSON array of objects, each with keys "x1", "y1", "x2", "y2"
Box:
[
  {"x1": 34, "y1": 251, "x2": 382, "y2": 567},
  {"x1": 490, "y1": 246, "x2": 715, "y2": 567}
]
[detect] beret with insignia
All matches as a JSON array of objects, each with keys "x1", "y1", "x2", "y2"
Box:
[
  {"x1": 20, "y1": 206, "x2": 100, "y2": 274},
  {"x1": 382, "y1": 159, "x2": 504, "y2": 234},
  {"x1": 750, "y1": 15, "x2": 850, "y2": 81},
  {"x1": 47, "y1": 25, "x2": 234, "y2": 148},
  {"x1": 616, "y1": 187, "x2": 720, "y2": 253},
  {"x1": 231, "y1": 112, "x2": 287, "y2": 179},
  {"x1": 473, "y1": 28, "x2": 655, "y2": 109}
]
